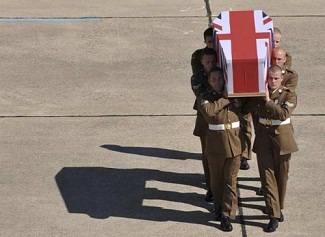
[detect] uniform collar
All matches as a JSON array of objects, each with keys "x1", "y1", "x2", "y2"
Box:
[{"x1": 270, "y1": 85, "x2": 285, "y2": 99}]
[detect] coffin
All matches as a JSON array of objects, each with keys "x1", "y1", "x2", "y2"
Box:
[{"x1": 213, "y1": 10, "x2": 274, "y2": 97}]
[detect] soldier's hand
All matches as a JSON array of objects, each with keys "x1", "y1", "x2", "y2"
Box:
[
  {"x1": 230, "y1": 98, "x2": 242, "y2": 108},
  {"x1": 264, "y1": 83, "x2": 270, "y2": 102}
]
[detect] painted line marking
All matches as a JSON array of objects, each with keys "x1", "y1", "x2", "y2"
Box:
[
  {"x1": 0, "y1": 17, "x2": 101, "y2": 22},
  {"x1": 180, "y1": 6, "x2": 205, "y2": 12}
]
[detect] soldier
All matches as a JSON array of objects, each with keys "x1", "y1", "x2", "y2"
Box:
[
  {"x1": 272, "y1": 47, "x2": 298, "y2": 91},
  {"x1": 191, "y1": 27, "x2": 214, "y2": 74},
  {"x1": 242, "y1": 65, "x2": 298, "y2": 232},
  {"x1": 191, "y1": 48, "x2": 217, "y2": 202},
  {"x1": 241, "y1": 28, "x2": 293, "y2": 172},
  {"x1": 273, "y1": 27, "x2": 292, "y2": 69},
  {"x1": 256, "y1": 46, "x2": 298, "y2": 197},
  {"x1": 197, "y1": 67, "x2": 243, "y2": 232},
  {"x1": 245, "y1": 28, "x2": 295, "y2": 172}
]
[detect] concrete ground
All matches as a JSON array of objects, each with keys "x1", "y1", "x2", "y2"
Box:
[{"x1": 1, "y1": 1, "x2": 324, "y2": 236}]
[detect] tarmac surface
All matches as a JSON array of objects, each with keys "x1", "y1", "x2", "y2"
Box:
[{"x1": 1, "y1": 1, "x2": 324, "y2": 236}]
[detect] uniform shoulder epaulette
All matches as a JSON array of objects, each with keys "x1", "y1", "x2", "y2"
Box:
[
  {"x1": 200, "y1": 98, "x2": 210, "y2": 106},
  {"x1": 283, "y1": 87, "x2": 292, "y2": 92},
  {"x1": 192, "y1": 48, "x2": 203, "y2": 58},
  {"x1": 285, "y1": 68, "x2": 297, "y2": 74}
]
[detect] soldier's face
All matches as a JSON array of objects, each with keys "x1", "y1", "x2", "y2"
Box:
[
  {"x1": 201, "y1": 54, "x2": 217, "y2": 73},
  {"x1": 267, "y1": 70, "x2": 283, "y2": 90},
  {"x1": 204, "y1": 36, "x2": 214, "y2": 48},
  {"x1": 208, "y1": 71, "x2": 224, "y2": 91},
  {"x1": 273, "y1": 32, "x2": 282, "y2": 48},
  {"x1": 271, "y1": 50, "x2": 286, "y2": 68}
]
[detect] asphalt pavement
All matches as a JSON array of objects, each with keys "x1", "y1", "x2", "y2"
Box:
[{"x1": 1, "y1": 1, "x2": 324, "y2": 236}]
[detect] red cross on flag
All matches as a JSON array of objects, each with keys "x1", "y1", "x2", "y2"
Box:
[{"x1": 213, "y1": 10, "x2": 273, "y2": 97}]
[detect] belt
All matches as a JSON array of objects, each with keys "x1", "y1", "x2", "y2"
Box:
[
  {"x1": 259, "y1": 118, "x2": 291, "y2": 126},
  {"x1": 209, "y1": 121, "x2": 240, "y2": 131}
]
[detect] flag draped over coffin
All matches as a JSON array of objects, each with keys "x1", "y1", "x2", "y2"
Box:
[{"x1": 213, "y1": 10, "x2": 274, "y2": 97}]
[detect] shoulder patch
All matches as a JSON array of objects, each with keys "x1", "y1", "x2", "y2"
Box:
[
  {"x1": 285, "y1": 101, "x2": 295, "y2": 107},
  {"x1": 193, "y1": 84, "x2": 202, "y2": 90}
]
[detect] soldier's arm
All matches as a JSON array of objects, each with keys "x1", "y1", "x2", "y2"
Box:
[
  {"x1": 285, "y1": 70, "x2": 298, "y2": 91},
  {"x1": 191, "y1": 73, "x2": 206, "y2": 97},
  {"x1": 191, "y1": 50, "x2": 201, "y2": 75},
  {"x1": 265, "y1": 91, "x2": 297, "y2": 120},
  {"x1": 191, "y1": 51, "x2": 197, "y2": 74},
  {"x1": 201, "y1": 97, "x2": 230, "y2": 117},
  {"x1": 284, "y1": 52, "x2": 292, "y2": 69}
]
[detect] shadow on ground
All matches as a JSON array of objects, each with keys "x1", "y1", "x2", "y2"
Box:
[
  {"x1": 100, "y1": 144, "x2": 201, "y2": 160},
  {"x1": 55, "y1": 146, "x2": 269, "y2": 231},
  {"x1": 55, "y1": 168, "x2": 269, "y2": 231},
  {"x1": 55, "y1": 167, "x2": 218, "y2": 227},
  {"x1": 236, "y1": 176, "x2": 269, "y2": 231}
]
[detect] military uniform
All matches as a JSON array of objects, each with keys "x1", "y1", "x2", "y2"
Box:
[
  {"x1": 284, "y1": 52, "x2": 292, "y2": 69},
  {"x1": 197, "y1": 90, "x2": 244, "y2": 219},
  {"x1": 282, "y1": 68, "x2": 298, "y2": 91},
  {"x1": 243, "y1": 85, "x2": 298, "y2": 219},
  {"x1": 252, "y1": 68, "x2": 297, "y2": 134},
  {"x1": 191, "y1": 47, "x2": 207, "y2": 75},
  {"x1": 191, "y1": 70, "x2": 211, "y2": 191},
  {"x1": 255, "y1": 56, "x2": 297, "y2": 192},
  {"x1": 240, "y1": 113, "x2": 253, "y2": 160}
]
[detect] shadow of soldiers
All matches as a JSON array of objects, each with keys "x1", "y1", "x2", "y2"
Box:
[
  {"x1": 55, "y1": 167, "x2": 216, "y2": 227},
  {"x1": 100, "y1": 144, "x2": 201, "y2": 161}
]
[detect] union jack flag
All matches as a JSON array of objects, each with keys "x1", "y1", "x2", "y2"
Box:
[{"x1": 213, "y1": 10, "x2": 273, "y2": 97}]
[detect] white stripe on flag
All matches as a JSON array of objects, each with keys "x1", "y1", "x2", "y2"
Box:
[
  {"x1": 254, "y1": 10, "x2": 273, "y2": 32},
  {"x1": 220, "y1": 11, "x2": 231, "y2": 33},
  {"x1": 256, "y1": 39, "x2": 268, "y2": 93},
  {"x1": 220, "y1": 40, "x2": 233, "y2": 94}
]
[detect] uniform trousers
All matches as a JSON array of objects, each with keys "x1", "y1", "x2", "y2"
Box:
[
  {"x1": 241, "y1": 113, "x2": 253, "y2": 160},
  {"x1": 256, "y1": 133, "x2": 291, "y2": 219},
  {"x1": 200, "y1": 136, "x2": 210, "y2": 189},
  {"x1": 194, "y1": 111, "x2": 210, "y2": 190},
  {"x1": 207, "y1": 152, "x2": 241, "y2": 219}
]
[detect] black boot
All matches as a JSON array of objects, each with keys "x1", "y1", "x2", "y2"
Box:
[
  {"x1": 213, "y1": 205, "x2": 222, "y2": 221},
  {"x1": 256, "y1": 187, "x2": 263, "y2": 196},
  {"x1": 205, "y1": 188, "x2": 213, "y2": 202},
  {"x1": 240, "y1": 157, "x2": 250, "y2": 170},
  {"x1": 262, "y1": 209, "x2": 284, "y2": 222},
  {"x1": 221, "y1": 216, "x2": 233, "y2": 232},
  {"x1": 279, "y1": 211, "x2": 284, "y2": 222},
  {"x1": 264, "y1": 218, "x2": 279, "y2": 232}
]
